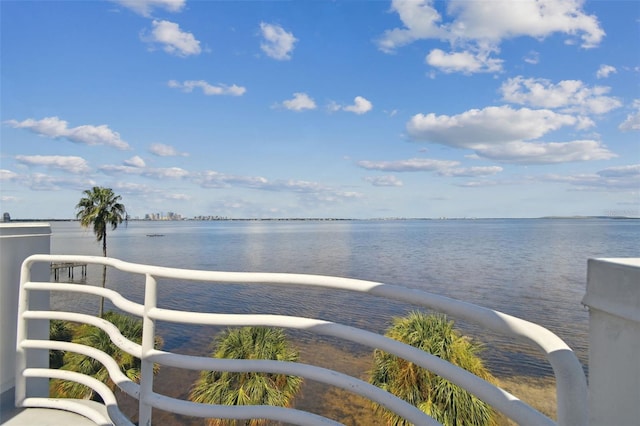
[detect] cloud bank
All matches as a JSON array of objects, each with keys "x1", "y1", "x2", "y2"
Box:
[
  {"x1": 5, "y1": 117, "x2": 130, "y2": 150},
  {"x1": 378, "y1": 0, "x2": 605, "y2": 74},
  {"x1": 406, "y1": 106, "x2": 615, "y2": 164},
  {"x1": 15, "y1": 155, "x2": 90, "y2": 174}
]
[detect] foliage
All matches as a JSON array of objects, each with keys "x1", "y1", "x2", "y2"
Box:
[
  {"x1": 75, "y1": 186, "x2": 126, "y2": 255},
  {"x1": 49, "y1": 319, "x2": 73, "y2": 369},
  {"x1": 189, "y1": 327, "x2": 303, "y2": 426},
  {"x1": 369, "y1": 312, "x2": 497, "y2": 426},
  {"x1": 75, "y1": 186, "x2": 125, "y2": 317},
  {"x1": 76, "y1": 186, "x2": 126, "y2": 256},
  {"x1": 50, "y1": 311, "x2": 162, "y2": 400}
]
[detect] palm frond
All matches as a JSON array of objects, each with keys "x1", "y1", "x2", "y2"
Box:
[
  {"x1": 50, "y1": 312, "x2": 162, "y2": 400},
  {"x1": 370, "y1": 312, "x2": 497, "y2": 426},
  {"x1": 190, "y1": 327, "x2": 303, "y2": 426}
]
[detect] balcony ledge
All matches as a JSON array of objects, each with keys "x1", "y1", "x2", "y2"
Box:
[{"x1": 1, "y1": 400, "x2": 108, "y2": 426}]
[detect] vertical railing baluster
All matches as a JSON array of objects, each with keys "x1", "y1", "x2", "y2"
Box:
[
  {"x1": 139, "y1": 273, "x2": 158, "y2": 426},
  {"x1": 14, "y1": 258, "x2": 32, "y2": 407}
]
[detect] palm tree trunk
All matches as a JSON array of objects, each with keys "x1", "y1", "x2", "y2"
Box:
[
  {"x1": 100, "y1": 230, "x2": 107, "y2": 318},
  {"x1": 100, "y1": 265, "x2": 106, "y2": 318}
]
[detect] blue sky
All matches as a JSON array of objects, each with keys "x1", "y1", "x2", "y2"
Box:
[{"x1": 1, "y1": 0, "x2": 639, "y2": 219}]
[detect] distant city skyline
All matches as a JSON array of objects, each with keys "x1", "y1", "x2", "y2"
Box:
[
  {"x1": 143, "y1": 211, "x2": 184, "y2": 221},
  {"x1": 1, "y1": 0, "x2": 639, "y2": 219}
]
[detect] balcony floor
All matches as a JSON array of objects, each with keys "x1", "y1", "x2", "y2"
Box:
[{"x1": 1, "y1": 401, "x2": 107, "y2": 426}]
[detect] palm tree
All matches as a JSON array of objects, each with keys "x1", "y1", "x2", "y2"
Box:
[
  {"x1": 369, "y1": 312, "x2": 497, "y2": 426},
  {"x1": 189, "y1": 327, "x2": 303, "y2": 426},
  {"x1": 51, "y1": 311, "x2": 162, "y2": 400},
  {"x1": 50, "y1": 319, "x2": 73, "y2": 369},
  {"x1": 75, "y1": 186, "x2": 126, "y2": 317}
]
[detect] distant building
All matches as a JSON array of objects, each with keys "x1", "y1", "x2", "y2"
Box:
[
  {"x1": 143, "y1": 212, "x2": 183, "y2": 221},
  {"x1": 2, "y1": 212, "x2": 10, "y2": 222}
]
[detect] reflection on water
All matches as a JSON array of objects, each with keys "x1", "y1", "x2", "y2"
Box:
[{"x1": 50, "y1": 218, "x2": 639, "y2": 378}]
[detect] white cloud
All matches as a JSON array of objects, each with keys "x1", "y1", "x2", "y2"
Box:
[
  {"x1": 438, "y1": 166, "x2": 503, "y2": 177},
  {"x1": 112, "y1": 181, "x2": 155, "y2": 194},
  {"x1": 111, "y1": 0, "x2": 185, "y2": 17},
  {"x1": 165, "y1": 193, "x2": 192, "y2": 201},
  {"x1": 144, "y1": 20, "x2": 201, "y2": 57},
  {"x1": 112, "y1": 183, "x2": 195, "y2": 204},
  {"x1": 16, "y1": 173, "x2": 95, "y2": 192},
  {"x1": 426, "y1": 49, "x2": 502, "y2": 74},
  {"x1": 5, "y1": 116, "x2": 130, "y2": 150},
  {"x1": 619, "y1": 100, "x2": 640, "y2": 131},
  {"x1": 5, "y1": 116, "x2": 66, "y2": 137},
  {"x1": 377, "y1": 0, "x2": 445, "y2": 53},
  {"x1": 98, "y1": 165, "x2": 142, "y2": 175},
  {"x1": 0, "y1": 169, "x2": 18, "y2": 180},
  {"x1": 23, "y1": 173, "x2": 60, "y2": 191},
  {"x1": 407, "y1": 106, "x2": 579, "y2": 145},
  {"x1": 458, "y1": 180, "x2": 502, "y2": 188},
  {"x1": 358, "y1": 158, "x2": 503, "y2": 177},
  {"x1": 596, "y1": 64, "x2": 617, "y2": 79},
  {"x1": 598, "y1": 164, "x2": 640, "y2": 178},
  {"x1": 222, "y1": 175, "x2": 270, "y2": 189},
  {"x1": 168, "y1": 80, "x2": 246, "y2": 96},
  {"x1": 327, "y1": 101, "x2": 341, "y2": 113},
  {"x1": 330, "y1": 96, "x2": 373, "y2": 115},
  {"x1": 144, "y1": 166, "x2": 189, "y2": 179},
  {"x1": 279, "y1": 93, "x2": 316, "y2": 111},
  {"x1": 344, "y1": 96, "x2": 373, "y2": 115},
  {"x1": 357, "y1": 158, "x2": 459, "y2": 172},
  {"x1": 149, "y1": 143, "x2": 188, "y2": 157},
  {"x1": 378, "y1": 0, "x2": 605, "y2": 74},
  {"x1": 500, "y1": 76, "x2": 622, "y2": 115},
  {"x1": 194, "y1": 170, "x2": 227, "y2": 188},
  {"x1": 523, "y1": 50, "x2": 539, "y2": 65},
  {"x1": 100, "y1": 164, "x2": 190, "y2": 179},
  {"x1": 271, "y1": 179, "x2": 326, "y2": 193},
  {"x1": 15, "y1": 155, "x2": 90, "y2": 174},
  {"x1": 364, "y1": 175, "x2": 404, "y2": 187},
  {"x1": 124, "y1": 156, "x2": 146, "y2": 168},
  {"x1": 445, "y1": 0, "x2": 604, "y2": 48},
  {"x1": 543, "y1": 164, "x2": 640, "y2": 191},
  {"x1": 194, "y1": 171, "x2": 362, "y2": 203},
  {"x1": 259, "y1": 22, "x2": 297, "y2": 60},
  {"x1": 406, "y1": 106, "x2": 615, "y2": 164},
  {"x1": 478, "y1": 140, "x2": 616, "y2": 164}
]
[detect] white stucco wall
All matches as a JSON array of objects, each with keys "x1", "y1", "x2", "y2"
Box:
[
  {"x1": 0, "y1": 223, "x2": 51, "y2": 401},
  {"x1": 583, "y1": 258, "x2": 640, "y2": 426}
]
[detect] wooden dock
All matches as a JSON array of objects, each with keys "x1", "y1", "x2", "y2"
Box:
[{"x1": 51, "y1": 262, "x2": 87, "y2": 280}]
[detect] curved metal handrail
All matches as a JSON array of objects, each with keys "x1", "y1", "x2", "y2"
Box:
[
  {"x1": 16, "y1": 254, "x2": 588, "y2": 425},
  {"x1": 22, "y1": 368, "x2": 133, "y2": 426}
]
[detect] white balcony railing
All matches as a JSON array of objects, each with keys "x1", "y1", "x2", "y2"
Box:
[{"x1": 15, "y1": 254, "x2": 588, "y2": 426}]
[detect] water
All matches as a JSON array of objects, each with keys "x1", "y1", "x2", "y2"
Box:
[{"x1": 49, "y1": 218, "x2": 639, "y2": 379}]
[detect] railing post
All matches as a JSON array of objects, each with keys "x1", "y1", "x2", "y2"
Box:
[
  {"x1": 138, "y1": 273, "x2": 158, "y2": 426},
  {"x1": 0, "y1": 223, "x2": 50, "y2": 414},
  {"x1": 583, "y1": 258, "x2": 640, "y2": 426}
]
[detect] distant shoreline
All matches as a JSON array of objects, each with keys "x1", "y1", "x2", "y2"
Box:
[{"x1": 5, "y1": 216, "x2": 639, "y2": 223}]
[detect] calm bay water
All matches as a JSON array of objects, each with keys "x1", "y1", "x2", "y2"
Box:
[{"x1": 50, "y1": 218, "x2": 639, "y2": 379}]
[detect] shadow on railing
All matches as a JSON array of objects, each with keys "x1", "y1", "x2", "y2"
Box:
[{"x1": 16, "y1": 254, "x2": 588, "y2": 426}]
